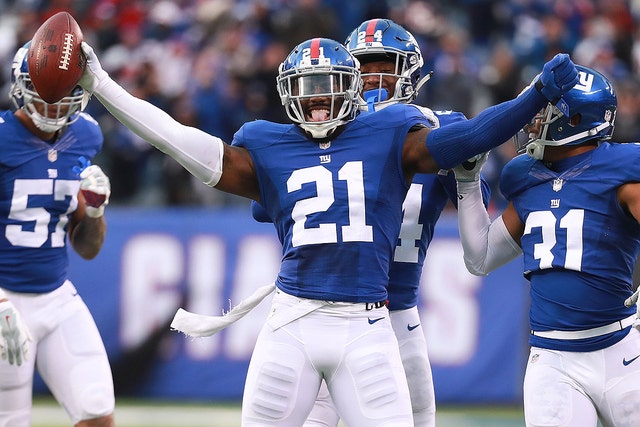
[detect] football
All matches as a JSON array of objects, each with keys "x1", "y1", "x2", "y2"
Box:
[{"x1": 27, "y1": 11, "x2": 85, "y2": 104}]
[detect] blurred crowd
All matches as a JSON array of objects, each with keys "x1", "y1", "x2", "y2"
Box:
[{"x1": 1, "y1": 0, "x2": 640, "y2": 211}]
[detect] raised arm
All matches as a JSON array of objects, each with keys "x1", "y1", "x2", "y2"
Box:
[
  {"x1": 453, "y1": 155, "x2": 523, "y2": 276},
  {"x1": 78, "y1": 43, "x2": 260, "y2": 201},
  {"x1": 402, "y1": 54, "x2": 579, "y2": 175}
]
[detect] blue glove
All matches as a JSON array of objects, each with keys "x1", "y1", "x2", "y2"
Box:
[{"x1": 535, "y1": 53, "x2": 579, "y2": 104}]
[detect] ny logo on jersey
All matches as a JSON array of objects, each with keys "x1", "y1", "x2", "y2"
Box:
[
  {"x1": 550, "y1": 199, "x2": 560, "y2": 209},
  {"x1": 47, "y1": 169, "x2": 58, "y2": 179},
  {"x1": 320, "y1": 154, "x2": 331, "y2": 164}
]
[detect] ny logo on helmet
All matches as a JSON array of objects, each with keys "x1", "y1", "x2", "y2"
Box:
[{"x1": 574, "y1": 71, "x2": 594, "y2": 92}]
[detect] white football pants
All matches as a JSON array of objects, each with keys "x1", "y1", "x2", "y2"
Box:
[
  {"x1": 0, "y1": 281, "x2": 114, "y2": 426},
  {"x1": 524, "y1": 326, "x2": 640, "y2": 427},
  {"x1": 303, "y1": 306, "x2": 436, "y2": 427},
  {"x1": 242, "y1": 288, "x2": 413, "y2": 426}
]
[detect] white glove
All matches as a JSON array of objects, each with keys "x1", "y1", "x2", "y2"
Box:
[
  {"x1": 79, "y1": 42, "x2": 109, "y2": 94},
  {"x1": 80, "y1": 165, "x2": 111, "y2": 218},
  {"x1": 625, "y1": 289, "x2": 639, "y2": 308},
  {"x1": 0, "y1": 294, "x2": 31, "y2": 366},
  {"x1": 453, "y1": 152, "x2": 489, "y2": 182}
]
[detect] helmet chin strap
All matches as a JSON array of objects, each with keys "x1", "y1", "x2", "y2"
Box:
[
  {"x1": 526, "y1": 121, "x2": 612, "y2": 160},
  {"x1": 414, "y1": 70, "x2": 433, "y2": 95}
]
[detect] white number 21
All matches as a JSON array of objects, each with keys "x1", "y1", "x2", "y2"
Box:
[{"x1": 288, "y1": 162, "x2": 373, "y2": 247}]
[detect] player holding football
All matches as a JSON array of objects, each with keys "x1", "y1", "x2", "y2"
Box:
[
  {"x1": 78, "y1": 36, "x2": 577, "y2": 425},
  {"x1": 454, "y1": 65, "x2": 640, "y2": 427},
  {"x1": 0, "y1": 44, "x2": 114, "y2": 427},
  {"x1": 249, "y1": 19, "x2": 492, "y2": 427}
]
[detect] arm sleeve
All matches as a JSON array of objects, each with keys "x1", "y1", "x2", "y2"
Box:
[
  {"x1": 426, "y1": 87, "x2": 546, "y2": 169},
  {"x1": 456, "y1": 180, "x2": 522, "y2": 276},
  {"x1": 94, "y1": 77, "x2": 224, "y2": 186}
]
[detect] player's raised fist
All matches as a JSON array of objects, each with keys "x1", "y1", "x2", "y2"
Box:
[
  {"x1": 535, "y1": 53, "x2": 579, "y2": 104},
  {"x1": 27, "y1": 11, "x2": 85, "y2": 104}
]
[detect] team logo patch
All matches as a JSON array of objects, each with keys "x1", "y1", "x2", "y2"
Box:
[
  {"x1": 552, "y1": 178, "x2": 564, "y2": 192},
  {"x1": 604, "y1": 109, "x2": 613, "y2": 122}
]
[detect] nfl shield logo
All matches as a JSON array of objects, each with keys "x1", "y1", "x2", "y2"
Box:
[
  {"x1": 553, "y1": 178, "x2": 564, "y2": 192},
  {"x1": 319, "y1": 141, "x2": 331, "y2": 150},
  {"x1": 48, "y1": 149, "x2": 58, "y2": 162}
]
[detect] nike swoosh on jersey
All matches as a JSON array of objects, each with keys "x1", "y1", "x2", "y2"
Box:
[
  {"x1": 623, "y1": 355, "x2": 640, "y2": 366},
  {"x1": 407, "y1": 323, "x2": 420, "y2": 331},
  {"x1": 368, "y1": 317, "x2": 385, "y2": 325}
]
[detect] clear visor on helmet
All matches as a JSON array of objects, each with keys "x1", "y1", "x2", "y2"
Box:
[
  {"x1": 290, "y1": 74, "x2": 351, "y2": 97},
  {"x1": 11, "y1": 73, "x2": 84, "y2": 133}
]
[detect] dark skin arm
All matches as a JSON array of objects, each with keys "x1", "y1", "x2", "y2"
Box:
[
  {"x1": 400, "y1": 126, "x2": 442, "y2": 184},
  {"x1": 618, "y1": 182, "x2": 640, "y2": 223},
  {"x1": 68, "y1": 191, "x2": 106, "y2": 260},
  {"x1": 213, "y1": 144, "x2": 261, "y2": 202},
  {"x1": 500, "y1": 202, "x2": 525, "y2": 246}
]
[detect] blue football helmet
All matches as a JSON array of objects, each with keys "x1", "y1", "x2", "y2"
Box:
[
  {"x1": 277, "y1": 38, "x2": 362, "y2": 139},
  {"x1": 9, "y1": 42, "x2": 86, "y2": 133},
  {"x1": 344, "y1": 18, "x2": 430, "y2": 110},
  {"x1": 515, "y1": 65, "x2": 617, "y2": 160}
]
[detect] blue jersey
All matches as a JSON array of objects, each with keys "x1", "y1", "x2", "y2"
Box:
[
  {"x1": 501, "y1": 142, "x2": 640, "y2": 351},
  {"x1": 0, "y1": 111, "x2": 103, "y2": 293},
  {"x1": 387, "y1": 109, "x2": 491, "y2": 310},
  {"x1": 233, "y1": 103, "x2": 427, "y2": 303},
  {"x1": 249, "y1": 109, "x2": 491, "y2": 309}
]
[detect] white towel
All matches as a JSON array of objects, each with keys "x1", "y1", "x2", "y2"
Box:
[{"x1": 170, "y1": 283, "x2": 276, "y2": 337}]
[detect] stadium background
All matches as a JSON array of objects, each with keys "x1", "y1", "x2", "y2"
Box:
[{"x1": 0, "y1": 0, "x2": 637, "y2": 425}]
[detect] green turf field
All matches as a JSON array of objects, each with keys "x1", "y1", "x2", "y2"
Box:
[{"x1": 32, "y1": 397, "x2": 526, "y2": 426}]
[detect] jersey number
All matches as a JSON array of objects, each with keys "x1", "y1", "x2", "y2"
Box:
[
  {"x1": 6, "y1": 179, "x2": 78, "y2": 248},
  {"x1": 394, "y1": 183, "x2": 423, "y2": 263},
  {"x1": 288, "y1": 162, "x2": 373, "y2": 247},
  {"x1": 523, "y1": 209, "x2": 584, "y2": 271}
]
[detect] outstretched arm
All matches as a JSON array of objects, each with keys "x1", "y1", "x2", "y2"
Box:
[
  {"x1": 404, "y1": 54, "x2": 578, "y2": 175},
  {"x1": 79, "y1": 43, "x2": 260, "y2": 201}
]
